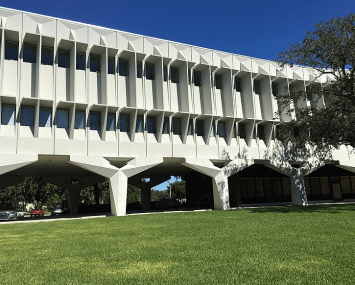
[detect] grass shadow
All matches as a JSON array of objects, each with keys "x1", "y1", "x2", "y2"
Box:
[{"x1": 242, "y1": 203, "x2": 355, "y2": 214}]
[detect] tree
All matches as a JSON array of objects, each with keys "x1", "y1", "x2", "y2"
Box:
[
  {"x1": 167, "y1": 180, "x2": 186, "y2": 200},
  {"x1": 151, "y1": 189, "x2": 168, "y2": 201},
  {"x1": 276, "y1": 13, "x2": 355, "y2": 159},
  {"x1": 126, "y1": 184, "x2": 141, "y2": 203},
  {"x1": 0, "y1": 178, "x2": 67, "y2": 210},
  {"x1": 80, "y1": 179, "x2": 111, "y2": 205}
]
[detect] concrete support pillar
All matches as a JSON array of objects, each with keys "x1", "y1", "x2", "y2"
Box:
[
  {"x1": 68, "y1": 189, "x2": 81, "y2": 215},
  {"x1": 212, "y1": 172, "x2": 230, "y2": 210},
  {"x1": 141, "y1": 185, "x2": 151, "y2": 211},
  {"x1": 44, "y1": 176, "x2": 103, "y2": 215},
  {"x1": 70, "y1": 156, "x2": 164, "y2": 216},
  {"x1": 183, "y1": 158, "x2": 230, "y2": 210},
  {"x1": 130, "y1": 175, "x2": 170, "y2": 212},
  {"x1": 290, "y1": 168, "x2": 308, "y2": 206},
  {"x1": 108, "y1": 171, "x2": 128, "y2": 216}
]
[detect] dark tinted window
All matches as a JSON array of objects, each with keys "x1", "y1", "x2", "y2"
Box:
[
  {"x1": 58, "y1": 49, "x2": 70, "y2": 68},
  {"x1": 254, "y1": 80, "x2": 261, "y2": 95},
  {"x1": 235, "y1": 77, "x2": 242, "y2": 92},
  {"x1": 171, "y1": 67, "x2": 179, "y2": 83},
  {"x1": 172, "y1": 118, "x2": 181, "y2": 135},
  {"x1": 136, "y1": 115, "x2": 143, "y2": 132},
  {"x1": 57, "y1": 109, "x2": 69, "y2": 128},
  {"x1": 147, "y1": 116, "x2": 156, "y2": 133},
  {"x1": 162, "y1": 117, "x2": 169, "y2": 134},
  {"x1": 74, "y1": 110, "x2": 85, "y2": 129},
  {"x1": 258, "y1": 124, "x2": 264, "y2": 140},
  {"x1": 193, "y1": 71, "x2": 201, "y2": 86},
  {"x1": 23, "y1": 43, "x2": 37, "y2": 63},
  {"x1": 5, "y1": 41, "x2": 18, "y2": 60},
  {"x1": 119, "y1": 59, "x2": 129, "y2": 76},
  {"x1": 272, "y1": 83, "x2": 278, "y2": 96},
  {"x1": 146, "y1": 63, "x2": 155, "y2": 80},
  {"x1": 107, "y1": 113, "x2": 115, "y2": 131},
  {"x1": 137, "y1": 62, "x2": 142, "y2": 78},
  {"x1": 90, "y1": 112, "x2": 101, "y2": 130},
  {"x1": 120, "y1": 114, "x2": 130, "y2": 132},
  {"x1": 215, "y1": 74, "x2": 222, "y2": 89},
  {"x1": 20, "y1": 106, "x2": 35, "y2": 126},
  {"x1": 41, "y1": 46, "x2": 53, "y2": 66},
  {"x1": 187, "y1": 119, "x2": 193, "y2": 135},
  {"x1": 217, "y1": 122, "x2": 225, "y2": 137},
  {"x1": 39, "y1": 108, "x2": 52, "y2": 127},
  {"x1": 196, "y1": 120, "x2": 204, "y2": 136},
  {"x1": 239, "y1": 123, "x2": 246, "y2": 139},
  {"x1": 108, "y1": 57, "x2": 115, "y2": 75},
  {"x1": 90, "y1": 54, "x2": 100, "y2": 72},
  {"x1": 76, "y1": 52, "x2": 86, "y2": 70},
  {"x1": 231, "y1": 124, "x2": 236, "y2": 138}
]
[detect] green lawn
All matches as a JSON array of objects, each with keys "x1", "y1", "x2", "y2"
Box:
[{"x1": 1, "y1": 205, "x2": 355, "y2": 284}]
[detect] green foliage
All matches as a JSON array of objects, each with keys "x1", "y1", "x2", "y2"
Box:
[
  {"x1": 0, "y1": 178, "x2": 67, "y2": 210},
  {"x1": 151, "y1": 189, "x2": 168, "y2": 201},
  {"x1": 127, "y1": 184, "x2": 141, "y2": 203},
  {"x1": 1, "y1": 205, "x2": 355, "y2": 284},
  {"x1": 276, "y1": 13, "x2": 355, "y2": 159},
  {"x1": 80, "y1": 180, "x2": 110, "y2": 205},
  {"x1": 167, "y1": 180, "x2": 186, "y2": 200}
]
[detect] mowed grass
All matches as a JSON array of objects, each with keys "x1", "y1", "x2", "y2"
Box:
[{"x1": 1, "y1": 205, "x2": 355, "y2": 285}]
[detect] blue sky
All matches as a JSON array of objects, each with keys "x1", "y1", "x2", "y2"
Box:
[
  {"x1": 3, "y1": 0, "x2": 354, "y2": 189},
  {"x1": 4, "y1": 0, "x2": 354, "y2": 61}
]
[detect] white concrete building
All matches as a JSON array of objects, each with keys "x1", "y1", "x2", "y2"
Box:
[{"x1": 1, "y1": 7, "x2": 355, "y2": 215}]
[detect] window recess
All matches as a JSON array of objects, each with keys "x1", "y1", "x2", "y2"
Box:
[
  {"x1": 23, "y1": 43, "x2": 37, "y2": 64},
  {"x1": 1, "y1": 105, "x2": 16, "y2": 125},
  {"x1": 76, "y1": 52, "x2": 86, "y2": 70},
  {"x1": 119, "y1": 59, "x2": 129, "y2": 76},
  {"x1": 147, "y1": 116, "x2": 156, "y2": 133},
  {"x1": 39, "y1": 108, "x2": 52, "y2": 127},
  {"x1": 74, "y1": 110, "x2": 85, "y2": 129},
  {"x1": 90, "y1": 112, "x2": 101, "y2": 130},
  {"x1": 196, "y1": 120, "x2": 204, "y2": 136},
  {"x1": 193, "y1": 71, "x2": 201, "y2": 86},
  {"x1": 235, "y1": 77, "x2": 242, "y2": 92},
  {"x1": 5, "y1": 41, "x2": 19, "y2": 61},
  {"x1": 254, "y1": 80, "x2": 261, "y2": 95},
  {"x1": 145, "y1": 63, "x2": 155, "y2": 80},
  {"x1": 120, "y1": 114, "x2": 130, "y2": 132},
  {"x1": 41, "y1": 46, "x2": 54, "y2": 66},
  {"x1": 106, "y1": 113, "x2": 116, "y2": 131},
  {"x1": 170, "y1": 67, "x2": 179, "y2": 83},
  {"x1": 215, "y1": 74, "x2": 222, "y2": 89},
  {"x1": 58, "y1": 49, "x2": 70, "y2": 68},
  {"x1": 90, "y1": 54, "x2": 101, "y2": 73}
]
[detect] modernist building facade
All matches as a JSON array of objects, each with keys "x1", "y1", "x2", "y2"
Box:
[{"x1": 0, "y1": 7, "x2": 355, "y2": 216}]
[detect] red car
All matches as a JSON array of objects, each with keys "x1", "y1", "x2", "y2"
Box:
[{"x1": 30, "y1": 209, "x2": 45, "y2": 217}]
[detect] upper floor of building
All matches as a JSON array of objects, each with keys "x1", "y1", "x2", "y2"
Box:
[{"x1": 0, "y1": 7, "x2": 342, "y2": 160}]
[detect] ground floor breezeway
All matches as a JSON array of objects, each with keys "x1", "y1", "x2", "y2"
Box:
[{"x1": 1, "y1": 154, "x2": 355, "y2": 216}]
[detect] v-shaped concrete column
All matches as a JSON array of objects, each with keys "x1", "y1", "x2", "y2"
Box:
[
  {"x1": 44, "y1": 175, "x2": 104, "y2": 215},
  {"x1": 290, "y1": 168, "x2": 308, "y2": 206},
  {"x1": 183, "y1": 158, "x2": 230, "y2": 210},
  {"x1": 70, "y1": 156, "x2": 163, "y2": 216},
  {"x1": 130, "y1": 175, "x2": 170, "y2": 211}
]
